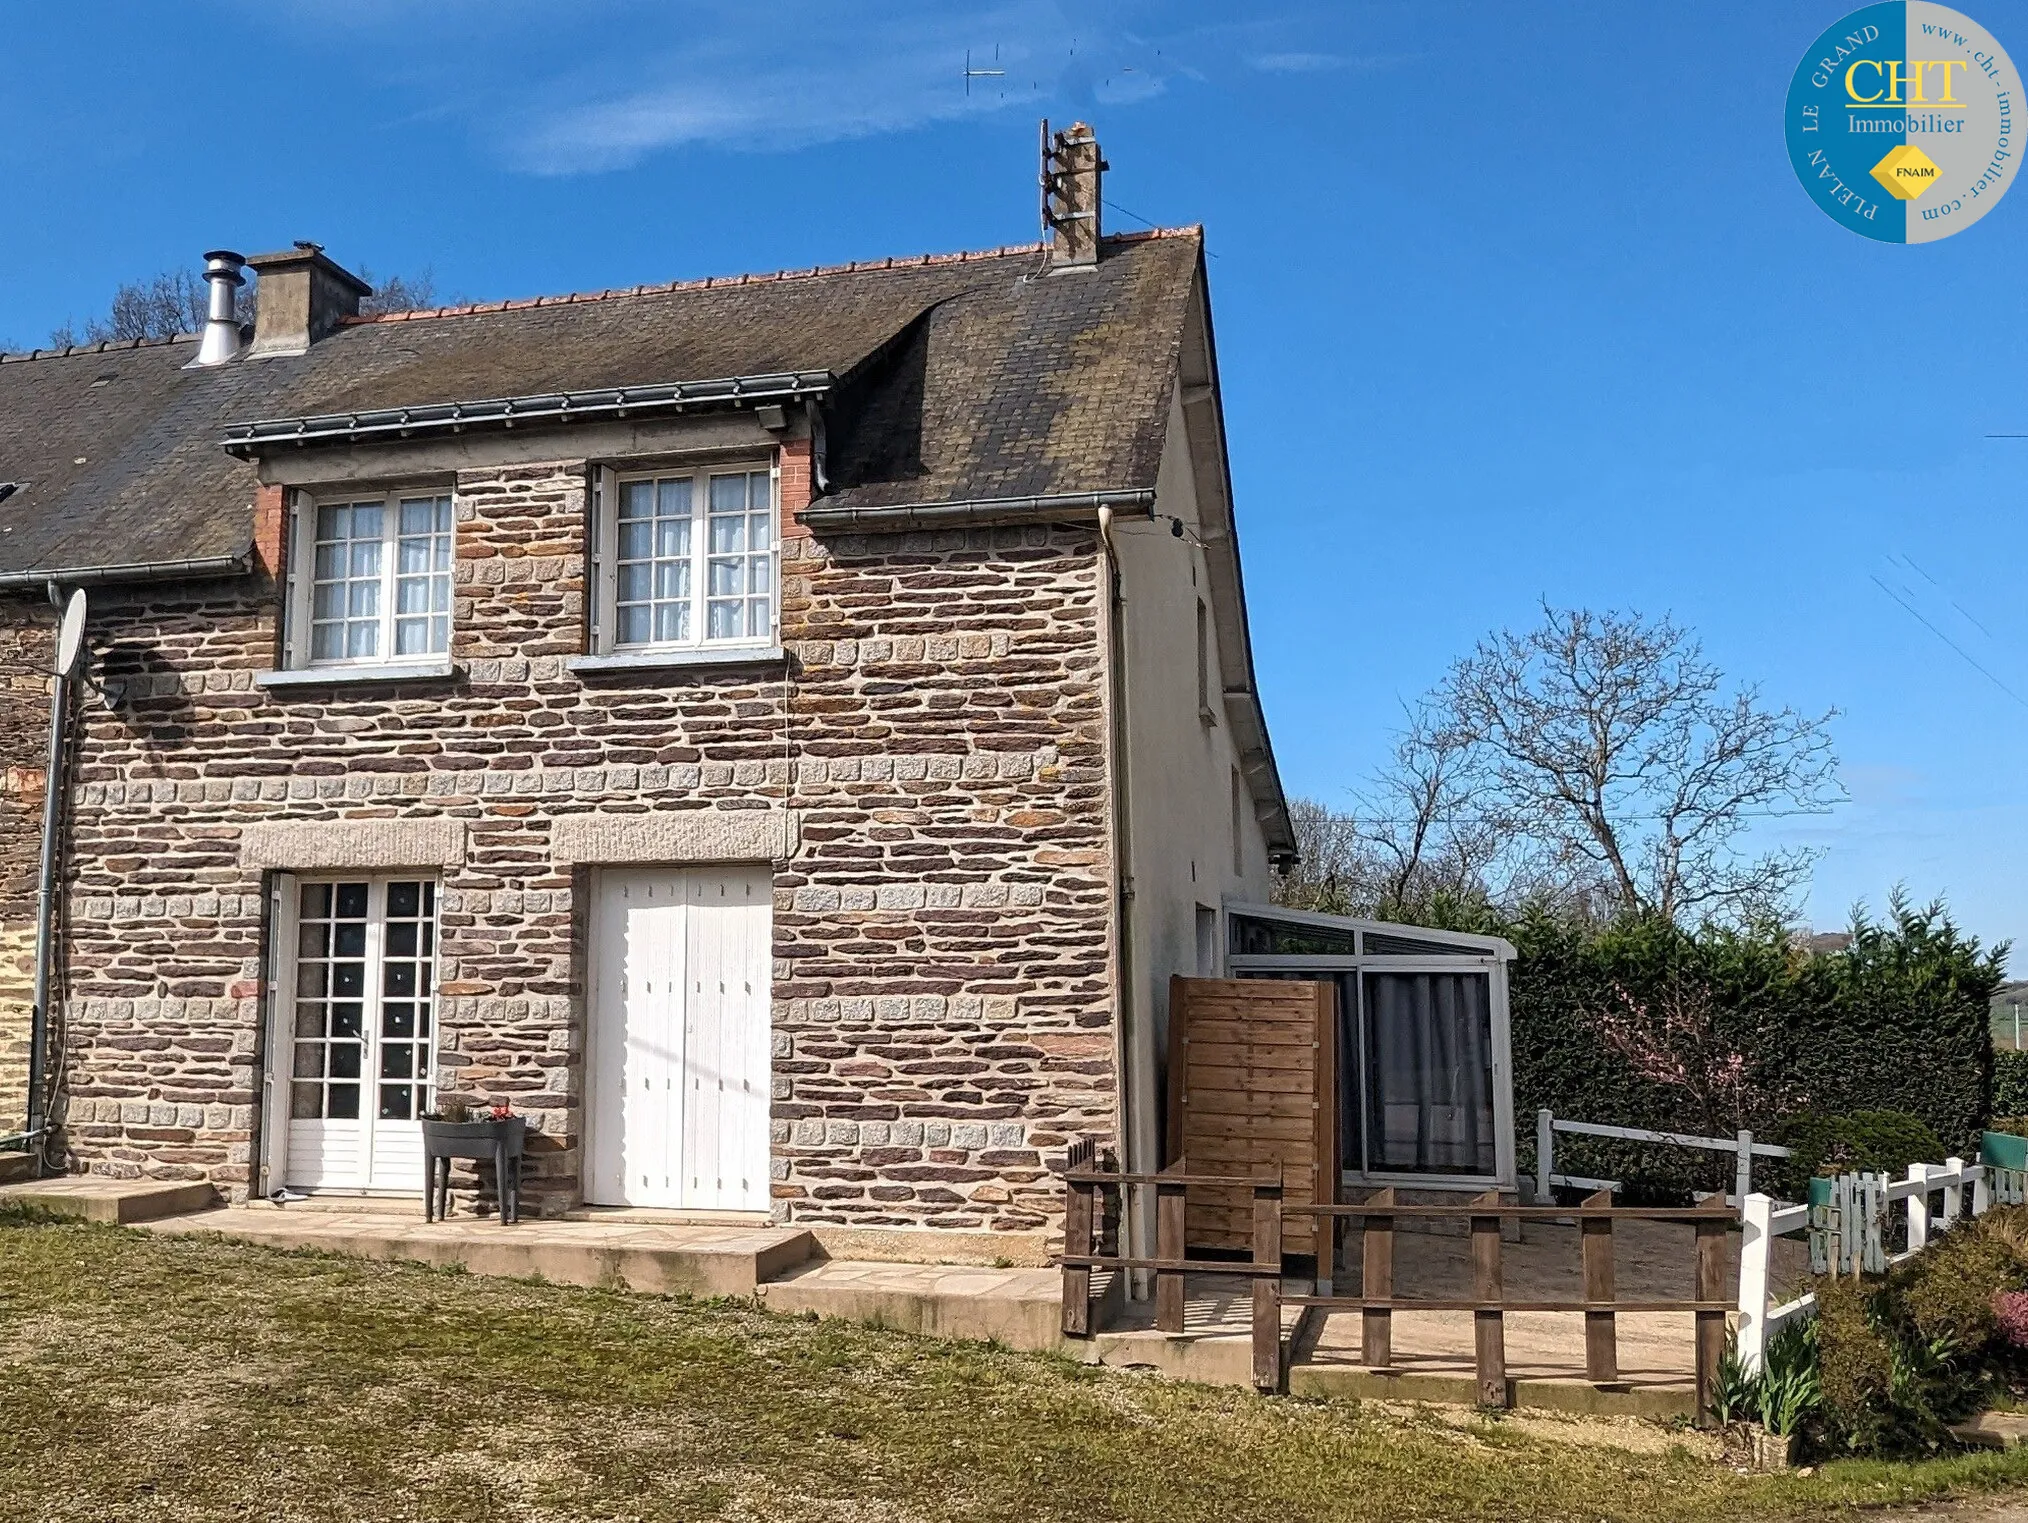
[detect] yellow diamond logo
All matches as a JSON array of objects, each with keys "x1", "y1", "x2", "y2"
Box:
[{"x1": 1871, "y1": 143, "x2": 1942, "y2": 201}]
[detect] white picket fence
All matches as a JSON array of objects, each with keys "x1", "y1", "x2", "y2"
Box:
[
  {"x1": 1534, "y1": 1108, "x2": 1794, "y2": 1215},
  {"x1": 1735, "y1": 1155, "x2": 2013, "y2": 1373}
]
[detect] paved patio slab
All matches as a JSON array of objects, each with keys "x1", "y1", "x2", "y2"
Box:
[{"x1": 145, "y1": 1205, "x2": 815, "y2": 1297}]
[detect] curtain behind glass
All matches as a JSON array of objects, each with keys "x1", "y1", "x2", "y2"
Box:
[{"x1": 1363, "y1": 971, "x2": 1495, "y2": 1175}]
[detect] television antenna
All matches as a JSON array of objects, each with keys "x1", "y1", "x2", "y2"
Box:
[{"x1": 964, "y1": 47, "x2": 1005, "y2": 96}]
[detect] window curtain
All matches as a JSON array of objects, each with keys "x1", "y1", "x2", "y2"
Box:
[{"x1": 1362, "y1": 971, "x2": 1495, "y2": 1175}]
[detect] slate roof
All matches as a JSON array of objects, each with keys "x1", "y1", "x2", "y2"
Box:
[{"x1": 0, "y1": 230, "x2": 1203, "y2": 578}]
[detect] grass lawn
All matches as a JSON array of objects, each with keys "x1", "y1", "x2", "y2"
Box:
[{"x1": 4, "y1": 1211, "x2": 2028, "y2": 1522}]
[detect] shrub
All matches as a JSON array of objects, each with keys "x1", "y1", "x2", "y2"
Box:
[
  {"x1": 1765, "y1": 1110, "x2": 1944, "y2": 1198},
  {"x1": 1994, "y1": 1291, "x2": 2028, "y2": 1350},
  {"x1": 1891, "y1": 1221, "x2": 2026, "y2": 1348},
  {"x1": 1816, "y1": 1276, "x2": 1894, "y2": 1447}
]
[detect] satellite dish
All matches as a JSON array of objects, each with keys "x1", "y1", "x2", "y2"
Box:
[{"x1": 53, "y1": 589, "x2": 86, "y2": 678}]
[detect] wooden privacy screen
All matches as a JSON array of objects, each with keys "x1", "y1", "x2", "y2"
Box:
[{"x1": 1166, "y1": 976, "x2": 1337, "y2": 1258}]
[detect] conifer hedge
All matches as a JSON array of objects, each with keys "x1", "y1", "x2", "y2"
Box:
[{"x1": 1425, "y1": 897, "x2": 2005, "y2": 1199}]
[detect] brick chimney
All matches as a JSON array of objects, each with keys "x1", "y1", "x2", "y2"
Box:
[
  {"x1": 244, "y1": 241, "x2": 371, "y2": 357},
  {"x1": 1045, "y1": 121, "x2": 1105, "y2": 271}
]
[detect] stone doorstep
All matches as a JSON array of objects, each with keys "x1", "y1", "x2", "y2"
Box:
[
  {"x1": 1951, "y1": 1412, "x2": 2028, "y2": 1449},
  {"x1": 145, "y1": 1207, "x2": 817, "y2": 1298},
  {"x1": 757, "y1": 1257, "x2": 1072, "y2": 1352},
  {"x1": 0, "y1": 1152, "x2": 35, "y2": 1187},
  {"x1": 0, "y1": 1177, "x2": 218, "y2": 1226}
]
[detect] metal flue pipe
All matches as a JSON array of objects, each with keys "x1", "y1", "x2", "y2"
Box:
[{"x1": 193, "y1": 251, "x2": 246, "y2": 367}]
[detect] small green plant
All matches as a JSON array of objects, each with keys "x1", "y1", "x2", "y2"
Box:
[
  {"x1": 1714, "y1": 1332, "x2": 1761, "y2": 1426},
  {"x1": 1713, "y1": 1320, "x2": 1821, "y2": 1438},
  {"x1": 1758, "y1": 1318, "x2": 1822, "y2": 1438}
]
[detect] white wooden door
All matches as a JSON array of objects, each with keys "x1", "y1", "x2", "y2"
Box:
[
  {"x1": 281, "y1": 878, "x2": 438, "y2": 1193},
  {"x1": 587, "y1": 865, "x2": 772, "y2": 1211}
]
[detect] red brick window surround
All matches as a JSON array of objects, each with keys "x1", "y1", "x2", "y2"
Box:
[{"x1": 280, "y1": 483, "x2": 456, "y2": 671}]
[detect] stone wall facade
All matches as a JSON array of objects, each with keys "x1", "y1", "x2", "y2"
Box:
[{"x1": 45, "y1": 443, "x2": 1117, "y2": 1235}]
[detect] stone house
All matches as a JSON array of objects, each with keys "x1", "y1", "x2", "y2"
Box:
[{"x1": 0, "y1": 130, "x2": 1295, "y2": 1257}]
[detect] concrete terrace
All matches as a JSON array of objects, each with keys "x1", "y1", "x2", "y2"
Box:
[{"x1": 0, "y1": 1178, "x2": 1805, "y2": 1414}]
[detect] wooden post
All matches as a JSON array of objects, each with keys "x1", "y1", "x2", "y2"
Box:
[
  {"x1": 1535, "y1": 1108, "x2": 1554, "y2": 1202},
  {"x1": 1580, "y1": 1188, "x2": 1617, "y2": 1383},
  {"x1": 1694, "y1": 1198, "x2": 1729, "y2": 1426},
  {"x1": 1252, "y1": 1175, "x2": 1284, "y2": 1392},
  {"x1": 1060, "y1": 1141, "x2": 1095, "y2": 1337},
  {"x1": 1906, "y1": 1162, "x2": 1932, "y2": 1255},
  {"x1": 1736, "y1": 1193, "x2": 1773, "y2": 1375},
  {"x1": 1943, "y1": 1156, "x2": 1965, "y2": 1225},
  {"x1": 1470, "y1": 1189, "x2": 1506, "y2": 1408},
  {"x1": 1361, "y1": 1187, "x2": 1396, "y2": 1368},
  {"x1": 1155, "y1": 1160, "x2": 1187, "y2": 1334}
]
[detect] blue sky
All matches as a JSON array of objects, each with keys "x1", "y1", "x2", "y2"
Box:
[{"x1": 4, "y1": 1, "x2": 2027, "y2": 959}]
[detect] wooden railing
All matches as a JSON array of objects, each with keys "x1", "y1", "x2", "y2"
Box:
[
  {"x1": 1059, "y1": 1155, "x2": 1285, "y2": 1390},
  {"x1": 1287, "y1": 1191, "x2": 1735, "y2": 1414},
  {"x1": 1059, "y1": 1153, "x2": 1736, "y2": 1413}
]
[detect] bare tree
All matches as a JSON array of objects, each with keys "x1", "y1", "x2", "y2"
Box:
[
  {"x1": 1352, "y1": 699, "x2": 1505, "y2": 913},
  {"x1": 1440, "y1": 604, "x2": 1840, "y2": 923},
  {"x1": 49, "y1": 269, "x2": 210, "y2": 346},
  {"x1": 357, "y1": 266, "x2": 441, "y2": 316},
  {"x1": 1276, "y1": 796, "x2": 1368, "y2": 914},
  {"x1": 49, "y1": 261, "x2": 446, "y2": 347}
]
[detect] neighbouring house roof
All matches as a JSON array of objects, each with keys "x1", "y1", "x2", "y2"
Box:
[{"x1": 0, "y1": 230, "x2": 1200, "y2": 579}]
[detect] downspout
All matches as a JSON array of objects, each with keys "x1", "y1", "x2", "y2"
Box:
[
  {"x1": 22, "y1": 587, "x2": 74, "y2": 1168},
  {"x1": 1095, "y1": 505, "x2": 1149, "y2": 1288}
]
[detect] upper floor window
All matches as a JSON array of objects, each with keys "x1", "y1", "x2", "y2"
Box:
[
  {"x1": 290, "y1": 490, "x2": 454, "y2": 667},
  {"x1": 593, "y1": 464, "x2": 777, "y2": 654}
]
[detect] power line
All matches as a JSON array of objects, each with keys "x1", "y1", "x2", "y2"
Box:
[
  {"x1": 1869, "y1": 573, "x2": 2028, "y2": 711},
  {"x1": 1303, "y1": 805, "x2": 1840, "y2": 826}
]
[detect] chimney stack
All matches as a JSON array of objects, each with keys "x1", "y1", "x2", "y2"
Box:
[
  {"x1": 1043, "y1": 120, "x2": 1105, "y2": 271},
  {"x1": 191, "y1": 251, "x2": 246, "y2": 367},
  {"x1": 244, "y1": 241, "x2": 371, "y2": 358}
]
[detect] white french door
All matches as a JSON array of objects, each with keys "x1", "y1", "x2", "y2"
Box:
[
  {"x1": 279, "y1": 878, "x2": 439, "y2": 1193},
  {"x1": 586, "y1": 865, "x2": 772, "y2": 1212}
]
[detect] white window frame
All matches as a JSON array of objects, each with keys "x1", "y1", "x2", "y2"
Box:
[
  {"x1": 589, "y1": 458, "x2": 780, "y2": 658},
  {"x1": 285, "y1": 485, "x2": 455, "y2": 671},
  {"x1": 267, "y1": 874, "x2": 443, "y2": 1194}
]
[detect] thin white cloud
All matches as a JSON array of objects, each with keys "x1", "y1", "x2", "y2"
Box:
[
  {"x1": 506, "y1": 3, "x2": 1180, "y2": 174},
  {"x1": 1249, "y1": 51, "x2": 1344, "y2": 73}
]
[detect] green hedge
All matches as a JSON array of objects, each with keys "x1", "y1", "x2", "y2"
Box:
[
  {"x1": 1415, "y1": 895, "x2": 2004, "y2": 1199},
  {"x1": 1763, "y1": 1111, "x2": 1944, "y2": 1199},
  {"x1": 1997, "y1": 1050, "x2": 2028, "y2": 1118}
]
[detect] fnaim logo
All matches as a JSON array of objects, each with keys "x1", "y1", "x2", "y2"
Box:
[{"x1": 1786, "y1": 2, "x2": 2020, "y2": 242}]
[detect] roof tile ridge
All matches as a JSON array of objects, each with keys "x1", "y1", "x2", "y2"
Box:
[
  {"x1": 336, "y1": 237, "x2": 1057, "y2": 328},
  {"x1": 0, "y1": 330, "x2": 197, "y2": 365}
]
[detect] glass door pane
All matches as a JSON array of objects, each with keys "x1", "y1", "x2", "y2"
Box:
[
  {"x1": 286, "y1": 877, "x2": 438, "y2": 1189},
  {"x1": 1360, "y1": 970, "x2": 1496, "y2": 1176}
]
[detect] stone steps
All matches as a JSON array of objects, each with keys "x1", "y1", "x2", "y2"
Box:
[
  {"x1": 0, "y1": 1152, "x2": 36, "y2": 1187},
  {"x1": 758, "y1": 1258, "x2": 1075, "y2": 1351},
  {"x1": 0, "y1": 1176, "x2": 218, "y2": 1225}
]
